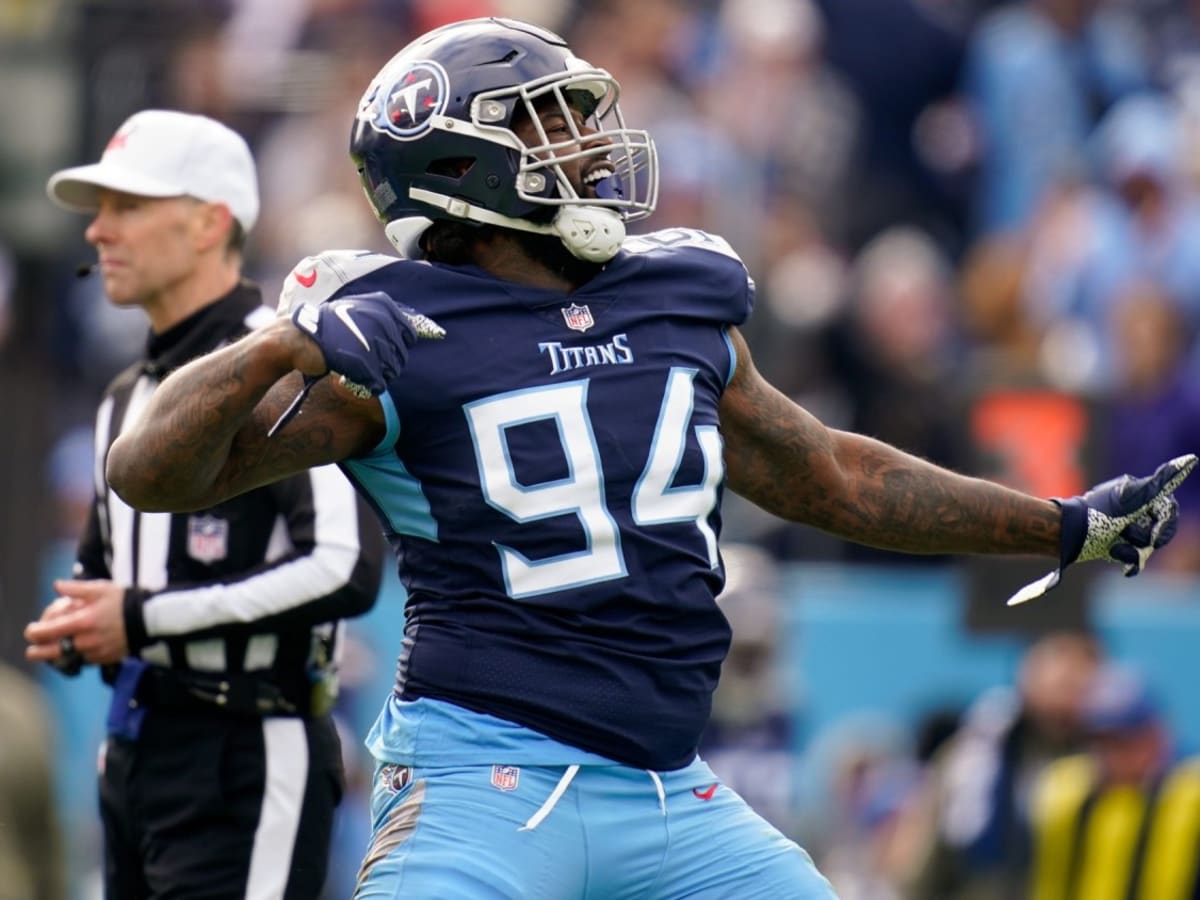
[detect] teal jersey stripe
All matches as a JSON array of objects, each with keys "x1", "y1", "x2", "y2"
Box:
[{"x1": 349, "y1": 394, "x2": 438, "y2": 540}]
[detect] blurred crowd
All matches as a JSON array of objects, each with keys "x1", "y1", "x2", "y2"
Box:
[
  {"x1": 704, "y1": 555, "x2": 1200, "y2": 900},
  {"x1": 5, "y1": 0, "x2": 1200, "y2": 897},
  {"x1": 9, "y1": 0, "x2": 1200, "y2": 590}
]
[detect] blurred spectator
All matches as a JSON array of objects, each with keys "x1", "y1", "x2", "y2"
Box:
[
  {"x1": 716, "y1": 193, "x2": 851, "y2": 556},
  {"x1": 1015, "y1": 94, "x2": 1200, "y2": 396},
  {"x1": 1102, "y1": 280, "x2": 1200, "y2": 573},
  {"x1": 0, "y1": 660, "x2": 67, "y2": 900},
  {"x1": 1145, "y1": 0, "x2": 1200, "y2": 106},
  {"x1": 569, "y1": 0, "x2": 714, "y2": 234},
  {"x1": 749, "y1": 225, "x2": 969, "y2": 562},
  {"x1": 1024, "y1": 93, "x2": 1173, "y2": 389},
  {"x1": 962, "y1": 0, "x2": 1152, "y2": 234},
  {"x1": 705, "y1": 0, "x2": 863, "y2": 246},
  {"x1": 815, "y1": 0, "x2": 969, "y2": 248},
  {"x1": 250, "y1": 20, "x2": 399, "y2": 288},
  {"x1": 904, "y1": 631, "x2": 1101, "y2": 900},
  {"x1": 838, "y1": 226, "x2": 962, "y2": 446},
  {"x1": 955, "y1": 232, "x2": 1096, "y2": 510},
  {"x1": 1028, "y1": 665, "x2": 1200, "y2": 900},
  {"x1": 750, "y1": 190, "x2": 851, "y2": 434},
  {"x1": 959, "y1": 233, "x2": 1044, "y2": 387},
  {"x1": 568, "y1": 0, "x2": 698, "y2": 125},
  {"x1": 819, "y1": 748, "x2": 924, "y2": 900},
  {"x1": 166, "y1": 13, "x2": 236, "y2": 126},
  {"x1": 1092, "y1": 94, "x2": 1200, "y2": 338},
  {"x1": 1014, "y1": 176, "x2": 1125, "y2": 394},
  {"x1": 830, "y1": 226, "x2": 969, "y2": 565},
  {"x1": 802, "y1": 713, "x2": 924, "y2": 900},
  {"x1": 648, "y1": 114, "x2": 744, "y2": 233},
  {"x1": 407, "y1": 0, "x2": 497, "y2": 34}
]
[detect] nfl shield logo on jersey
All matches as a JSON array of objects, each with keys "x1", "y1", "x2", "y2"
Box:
[
  {"x1": 561, "y1": 303, "x2": 594, "y2": 333},
  {"x1": 491, "y1": 765, "x2": 520, "y2": 792},
  {"x1": 186, "y1": 514, "x2": 229, "y2": 563}
]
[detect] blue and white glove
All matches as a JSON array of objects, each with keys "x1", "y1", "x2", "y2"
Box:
[
  {"x1": 1007, "y1": 454, "x2": 1198, "y2": 606},
  {"x1": 291, "y1": 291, "x2": 445, "y2": 396},
  {"x1": 269, "y1": 291, "x2": 444, "y2": 437}
]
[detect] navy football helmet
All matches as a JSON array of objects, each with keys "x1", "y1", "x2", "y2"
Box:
[{"x1": 350, "y1": 17, "x2": 658, "y2": 262}]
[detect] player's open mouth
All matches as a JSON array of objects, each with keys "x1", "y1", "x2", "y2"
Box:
[
  {"x1": 584, "y1": 166, "x2": 614, "y2": 185},
  {"x1": 582, "y1": 165, "x2": 614, "y2": 198}
]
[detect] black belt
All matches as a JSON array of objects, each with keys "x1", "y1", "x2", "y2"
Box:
[{"x1": 135, "y1": 667, "x2": 315, "y2": 718}]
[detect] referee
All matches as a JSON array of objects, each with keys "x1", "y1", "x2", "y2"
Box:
[{"x1": 25, "y1": 110, "x2": 384, "y2": 900}]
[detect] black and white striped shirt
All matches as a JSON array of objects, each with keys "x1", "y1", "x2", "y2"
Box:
[{"x1": 76, "y1": 282, "x2": 384, "y2": 708}]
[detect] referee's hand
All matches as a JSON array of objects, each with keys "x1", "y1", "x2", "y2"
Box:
[
  {"x1": 25, "y1": 579, "x2": 129, "y2": 666},
  {"x1": 25, "y1": 596, "x2": 86, "y2": 673}
]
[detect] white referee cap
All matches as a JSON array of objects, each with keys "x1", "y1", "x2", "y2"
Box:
[{"x1": 47, "y1": 109, "x2": 259, "y2": 232}]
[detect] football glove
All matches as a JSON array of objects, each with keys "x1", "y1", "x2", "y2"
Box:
[
  {"x1": 1007, "y1": 453, "x2": 1198, "y2": 605},
  {"x1": 291, "y1": 291, "x2": 444, "y2": 396},
  {"x1": 269, "y1": 292, "x2": 444, "y2": 437}
]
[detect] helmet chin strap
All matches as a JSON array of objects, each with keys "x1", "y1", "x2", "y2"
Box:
[
  {"x1": 405, "y1": 187, "x2": 625, "y2": 263},
  {"x1": 384, "y1": 216, "x2": 434, "y2": 259},
  {"x1": 551, "y1": 206, "x2": 626, "y2": 263}
]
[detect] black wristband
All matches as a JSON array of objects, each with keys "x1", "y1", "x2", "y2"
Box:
[{"x1": 1055, "y1": 497, "x2": 1088, "y2": 568}]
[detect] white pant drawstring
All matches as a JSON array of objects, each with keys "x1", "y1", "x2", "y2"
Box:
[
  {"x1": 647, "y1": 770, "x2": 666, "y2": 816},
  {"x1": 519, "y1": 764, "x2": 579, "y2": 831}
]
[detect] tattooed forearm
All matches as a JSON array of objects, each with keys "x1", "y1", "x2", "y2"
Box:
[
  {"x1": 109, "y1": 318, "x2": 383, "y2": 512},
  {"x1": 216, "y1": 372, "x2": 365, "y2": 496},
  {"x1": 720, "y1": 328, "x2": 1061, "y2": 558},
  {"x1": 809, "y1": 433, "x2": 1060, "y2": 556},
  {"x1": 107, "y1": 328, "x2": 296, "y2": 511}
]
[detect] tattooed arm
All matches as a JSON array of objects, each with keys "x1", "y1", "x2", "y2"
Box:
[
  {"x1": 107, "y1": 318, "x2": 384, "y2": 512},
  {"x1": 719, "y1": 328, "x2": 1061, "y2": 556}
]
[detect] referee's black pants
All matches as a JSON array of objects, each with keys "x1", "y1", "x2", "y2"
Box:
[{"x1": 99, "y1": 706, "x2": 344, "y2": 900}]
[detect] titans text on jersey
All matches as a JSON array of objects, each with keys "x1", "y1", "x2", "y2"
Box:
[{"x1": 539, "y1": 332, "x2": 634, "y2": 375}]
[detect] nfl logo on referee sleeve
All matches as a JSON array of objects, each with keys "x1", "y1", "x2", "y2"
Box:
[
  {"x1": 561, "y1": 303, "x2": 594, "y2": 333},
  {"x1": 186, "y1": 515, "x2": 229, "y2": 563},
  {"x1": 491, "y1": 765, "x2": 520, "y2": 791}
]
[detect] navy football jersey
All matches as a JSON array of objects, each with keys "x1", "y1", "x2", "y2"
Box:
[{"x1": 283, "y1": 228, "x2": 755, "y2": 770}]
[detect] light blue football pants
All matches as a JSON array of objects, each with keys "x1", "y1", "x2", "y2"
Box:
[{"x1": 351, "y1": 756, "x2": 838, "y2": 899}]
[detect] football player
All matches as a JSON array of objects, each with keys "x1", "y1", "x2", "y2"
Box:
[{"x1": 105, "y1": 18, "x2": 1194, "y2": 899}]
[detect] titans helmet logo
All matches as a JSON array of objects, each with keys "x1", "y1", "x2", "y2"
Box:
[{"x1": 359, "y1": 60, "x2": 449, "y2": 140}]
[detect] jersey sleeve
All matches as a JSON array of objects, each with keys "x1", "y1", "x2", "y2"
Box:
[
  {"x1": 622, "y1": 228, "x2": 755, "y2": 325},
  {"x1": 276, "y1": 249, "x2": 405, "y2": 315}
]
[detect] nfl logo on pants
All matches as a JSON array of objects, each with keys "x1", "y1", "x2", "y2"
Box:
[{"x1": 491, "y1": 765, "x2": 520, "y2": 792}]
